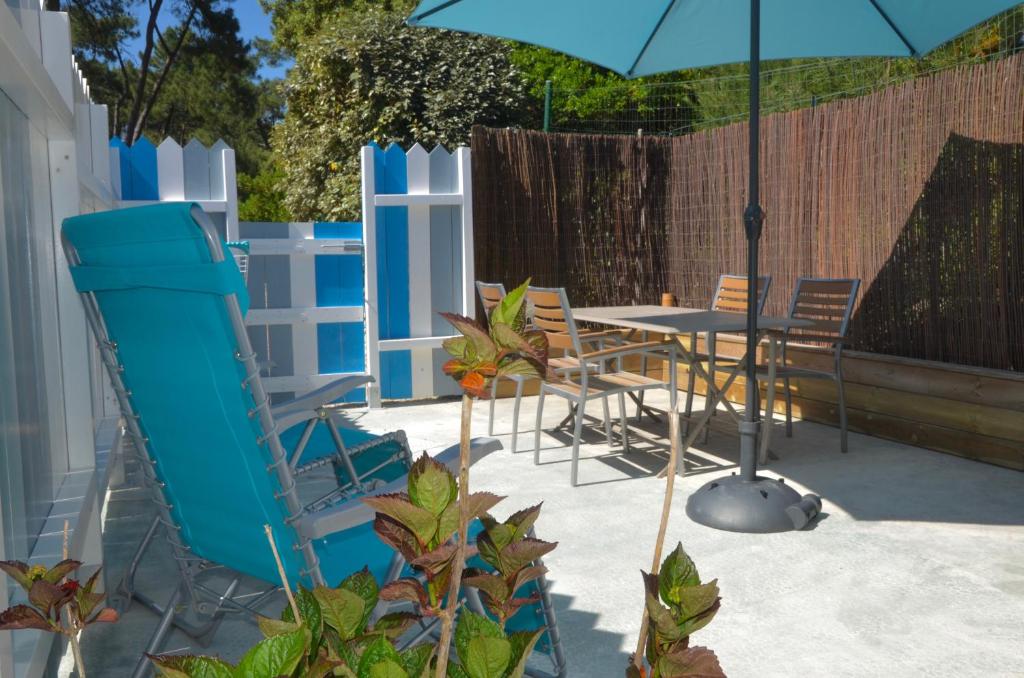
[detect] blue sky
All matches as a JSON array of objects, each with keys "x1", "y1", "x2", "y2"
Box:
[{"x1": 128, "y1": 0, "x2": 290, "y2": 81}]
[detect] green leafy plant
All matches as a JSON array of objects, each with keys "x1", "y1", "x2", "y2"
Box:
[
  {"x1": 440, "y1": 279, "x2": 551, "y2": 398},
  {"x1": 0, "y1": 559, "x2": 119, "y2": 678},
  {"x1": 364, "y1": 454, "x2": 504, "y2": 616},
  {"x1": 147, "y1": 455, "x2": 557, "y2": 678},
  {"x1": 149, "y1": 566, "x2": 433, "y2": 678},
  {"x1": 627, "y1": 543, "x2": 725, "y2": 678}
]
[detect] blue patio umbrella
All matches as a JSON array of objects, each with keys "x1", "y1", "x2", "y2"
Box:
[{"x1": 407, "y1": 0, "x2": 1022, "y2": 533}]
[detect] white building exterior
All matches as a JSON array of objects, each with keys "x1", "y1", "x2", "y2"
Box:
[{"x1": 0, "y1": 2, "x2": 119, "y2": 675}]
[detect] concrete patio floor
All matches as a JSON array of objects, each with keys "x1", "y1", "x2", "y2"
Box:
[{"x1": 82, "y1": 391, "x2": 1024, "y2": 677}]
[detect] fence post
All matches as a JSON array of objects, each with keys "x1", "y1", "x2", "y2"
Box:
[
  {"x1": 406, "y1": 143, "x2": 435, "y2": 399},
  {"x1": 543, "y1": 80, "x2": 553, "y2": 132},
  {"x1": 360, "y1": 145, "x2": 382, "y2": 408},
  {"x1": 457, "y1": 147, "x2": 474, "y2": 318}
]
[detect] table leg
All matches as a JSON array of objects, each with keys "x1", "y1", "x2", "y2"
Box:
[{"x1": 758, "y1": 336, "x2": 778, "y2": 465}]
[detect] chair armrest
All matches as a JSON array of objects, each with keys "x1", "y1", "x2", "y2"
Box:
[
  {"x1": 577, "y1": 329, "x2": 628, "y2": 344},
  {"x1": 271, "y1": 374, "x2": 374, "y2": 431},
  {"x1": 296, "y1": 437, "x2": 502, "y2": 540},
  {"x1": 580, "y1": 340, "x2": 667, "y2": 362}
]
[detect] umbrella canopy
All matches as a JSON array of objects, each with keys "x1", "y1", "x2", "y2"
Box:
[
  {"x1": 408, "y1": 0, "x2": 1021, "y2": 532},
  {"x1": 408, "y1": 1, "x2": 1019, "y2": 77}
]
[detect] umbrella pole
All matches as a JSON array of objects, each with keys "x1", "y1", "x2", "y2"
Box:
[
  {"x1": 739, "y1": 0, "x2": 764, "y2": 483},
  {"x1": 685, "y1": 0, "x2": 820, "y2": 533}
]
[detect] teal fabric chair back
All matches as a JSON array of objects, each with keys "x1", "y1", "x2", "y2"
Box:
[{"x1": 63, "y1": 203, "x2": 310, "y2": 586}]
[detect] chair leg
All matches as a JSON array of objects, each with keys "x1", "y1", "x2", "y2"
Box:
[
  {"x1": 760, "y1": 382, "x2": 776, "y2": 466},
  {"x1": 510, "y1": 379, "x2": 525, "y2": 454},
  {"x1": 837, "y1": 373, "x2": 849, "y2": 454},
  {"x1": 601, "y1": 396, "x2": 614, "y2": 447},
  {"x1": 784, "y1": 376, "x2": 793, "y2": 437},
  {"x1": 703, "y1": 333, "x2": 716, "y2": 444},
  {"x1": 131, "y1": 582, "x2": 183, "y2": 678},
  {"x1": 570, "y1": 398, "x2": 587, "y2": 487},
  {"x1": 488, "y1": 377, "x2": 498, "y2": 435},
  {"x1": 533, "y1": 389, "x2": 547, "y2": 466},
  {"x1": 617, "y1": 392, "x2": 630, "y2": 453},
  {"x1": 684, "y1": 367, "x2": 696, "y2": 436}
]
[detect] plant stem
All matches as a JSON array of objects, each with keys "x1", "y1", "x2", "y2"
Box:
[
  {"x1": 434, "y1": 393, "x2": 474, "y2": 678},
  {"x1": 68, "y1": 627, "x2": 87, "y2": 678},
  {"x1": 264, "y1": 524, "x2": 301, "y2": 623},
  {"x1": 633, "y1": 400, "x2": 680, "y2": 670}
]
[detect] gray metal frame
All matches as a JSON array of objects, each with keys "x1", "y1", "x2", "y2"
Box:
[
  {"x1": 64, "y1": 209, "x2": 564, "y2": 678},
  {"x1": 529, "y1": 286, "x2": 677, "y2": 486}
]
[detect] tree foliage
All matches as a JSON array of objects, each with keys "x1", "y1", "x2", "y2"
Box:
[{"x1": 272, "y1": 8, "x2": 530, "y2": 221}]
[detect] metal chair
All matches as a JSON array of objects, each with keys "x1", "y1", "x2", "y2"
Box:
[
  {"x1": 63, "y1": 204, "x2": 565, "y2": 678},
  {"x1": 528, "y1": 286, "x2": 675, "y2": 486},
  {"x1": 684, "y1": 274, "x2": 772, "y2": 433},
  {"x1": 761, "y1": 277, "x2": 861, "y2": 458}
]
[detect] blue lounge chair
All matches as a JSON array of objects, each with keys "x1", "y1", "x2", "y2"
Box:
[{"x1": 62, "y1": 203, "x2": 565, "y2": 677}]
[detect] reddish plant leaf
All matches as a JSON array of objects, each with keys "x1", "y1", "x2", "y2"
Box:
[
  {"x1": 655, "y1": 646, "x2": 725, "y2": 677},
  {"x1": 440, "y1": 313, "x2": 497, "y2": 362},
  {"x1": 499, "y1": 538, "x2": 558, "y2": 575},
  {"x1": 504, "y1": 504, "x2": 543, "y2": 540},
  {"x1": 461, "y1": 572, "x2": 508, "y2": 604},
  {"x1": 409, "y1": 542, "x2": 458, "y2": 576},
  {"x1": 438, "y1": 492, "x2": 505, "y2": 542},
  {"x1": 362, "y1": 493, "x2": 437, "y2": 546},
  {"x1": 0, "y1": 605, "x2": 54, "y2": 631},
  {"x1": 87, "y1": 607, "x2": 119, "y2": 624},
  {"x1": 379, "y1": 578, "x2": 430, "y2": 609},
  {"x1": 459, "y1": 372, "x2": 489, "y2": 398},
  {"x1": 372, "y1": 515, "x2": 422, "y2": 562},
  {"x1": 29, "y1": 579, "x2": 72, "y2": 616}
]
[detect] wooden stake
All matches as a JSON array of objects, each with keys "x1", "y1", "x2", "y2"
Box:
[
  {"x1": 633, "y1": 402, "x2": 681, "y2": 671},
  {"x1": 264, "y1": 524, "x2": 301, "y2": 623},
  {"x1": 434, "y1": 393, "x2": 474, "y2": 678}
]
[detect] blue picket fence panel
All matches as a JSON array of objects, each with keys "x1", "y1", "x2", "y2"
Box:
[
  {"x1": 371, "y1": 142, "x2": 413, "y2": 400},
  {"x1": 314, "y1": 221, "x2": 366, "y2": 403}
]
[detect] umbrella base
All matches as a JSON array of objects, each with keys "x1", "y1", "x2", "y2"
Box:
[{"x1": 686, "y1": 474, "x2": 821, "y2": 533}]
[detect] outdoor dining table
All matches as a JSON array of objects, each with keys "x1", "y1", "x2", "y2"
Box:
[{"x1": 572, "y1": 305, "x2": 812, "y2": 476}]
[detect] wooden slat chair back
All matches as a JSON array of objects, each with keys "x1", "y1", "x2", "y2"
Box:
[
  {"x1": 526, "y1": 287, "x2": 578, "y2": 353},
  {"x1": 710, "y1": 274, "x2": 772, "y2": 314},
  {"x1": 476, "y1": 281, "x2": 506, "y2": 317},
  {"x1": 784, "y1": 278, "x2": 860, "y2": 346}
]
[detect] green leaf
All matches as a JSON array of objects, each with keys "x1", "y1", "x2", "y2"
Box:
[
  {"x1": 362, "y1": 494, "x2": 439, "y2": 546},
  {"x1": 659, "y1": 544, "x2": 700, "y2": 607},
  {"x1": 503, "y1": 505, "x2": 543, "y2": 541},
  {"x1": 398, "y1": 644, "x2": 434, "y2": 678},
  {"x1": 0, "y1": 561, "x2": 32, "y2": 590},
  {"x1": 505, "y1": 629, "x2": 543, "y2": 678},
  {"x1": 43, "y1": 559, "x2": 82, "y2": 584},
  {"x1": 644, "y1": 578, "x2": 683, "y2": 642},
  {"x1": 408, "y1": 454, "x2": 457, "y2": 517},
  {"x1": 149, "y1": 654, "x2": 235, "y2": 678},
  {"x1": 339, "y1": 567, "x2": 380, "y2": 630},
  {"x1": 454, "y1": 611, "x2": 506, "y2": 674},
  {"x1": 257, "y1": 616, "x2": 301, "y2": 638},
  {"x1": 675, "y1": 580, "x2": 720, "y2": 625},
  {"x1": 489, "y1": 279, "x2": 530, "y2": 332},
  {"x1": 234, "y1": 625, "x2": 310, "y2": 678},
  {"x1": 373, "y1": 611, "x2": 419, "y2": 639},
  {"x1": 314, "y1": 586, "x2": 365, "y2": 641},
  {"x1": 464, "y1": 637, "x2": 511, "y2": 678},
  {"x1": 654, "y1": 646, "x2": 725, "y2": 677},
  {"x1": 367, "y1": 659, "x2": 408, "y2": 678},
  {"x1": 281, "y1": 587, "x2": 323, "y2": 651},
  {"x1": 357, "y1": 636, "x2": 404, "y2": 677}
]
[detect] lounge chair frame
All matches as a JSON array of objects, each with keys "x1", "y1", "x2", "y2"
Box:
[{"x1": 64, "y1": 206, "x2": 565, "y2": 678}]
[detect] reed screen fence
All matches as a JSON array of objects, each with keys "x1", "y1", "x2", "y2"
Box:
[{"x1": 471, "y1": 53, "x2": 1024, "y2": 372}]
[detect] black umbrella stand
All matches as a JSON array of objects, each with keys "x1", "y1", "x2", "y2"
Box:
[{"x1": 685, "y1": 0, "x2": 822, "y2": 533}]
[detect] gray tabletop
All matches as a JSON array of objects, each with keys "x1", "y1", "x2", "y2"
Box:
[{"x1": 573, "y1": 305, "x2": 810, "y2": 335}]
